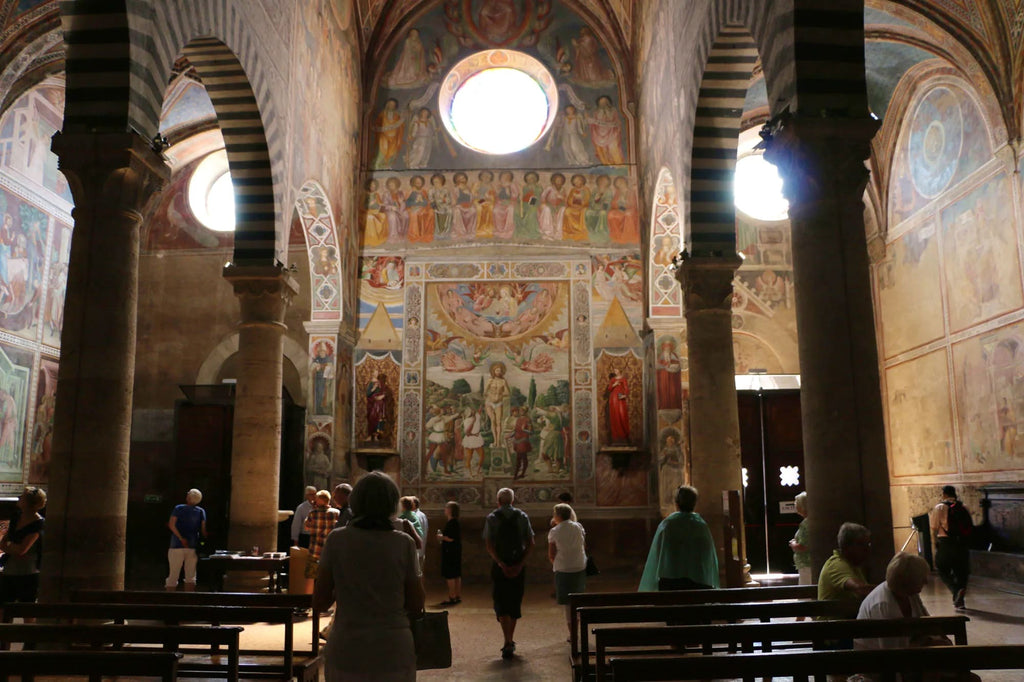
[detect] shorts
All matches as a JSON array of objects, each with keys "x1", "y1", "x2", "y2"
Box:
[
  {"x1": 0, "y1": 573, "x2": 40, "y2": 604},
  {"x1": 554, "y1": 570, "x2": 586, "y2": 605},
  {"x1": 305, "y1": 555, "x2": 320, "y2": 580},
  {"x1": 491, "y1": 563, "x2": 525, "y2": 619}
]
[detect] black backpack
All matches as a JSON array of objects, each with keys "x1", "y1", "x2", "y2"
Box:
[
  {"x1": 494, "y1": 510, "x2": 524, "y2": 565},
  {"x1": 944, "y1": 500, "x2": 973, "y2": 544}
]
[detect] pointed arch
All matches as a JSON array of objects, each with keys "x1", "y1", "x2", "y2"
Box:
[
  {"x1": 648, "y1": 167, "x2": 683, "y2": 319},
  {"x1": 295, "y1": 180, "x2": 344, "y2": 320},
  {"x1": 688, "y1": 24, "x2": 759, "y2": 257}
]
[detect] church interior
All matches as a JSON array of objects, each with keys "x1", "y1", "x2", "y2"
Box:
[{"x1": 0, "y1": 0, "x2": 1021, "y2": 608}]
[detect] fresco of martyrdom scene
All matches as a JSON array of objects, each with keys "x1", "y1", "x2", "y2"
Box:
[
  {"x1": 361, "y1": 169, "x2": 639, "y2": 250},
  {"x1": 423, "y1": 279, "x2": 572, "y2": 482},
  {"x1": 0, "y1": 342, "x2": 30, "y2": 481}
]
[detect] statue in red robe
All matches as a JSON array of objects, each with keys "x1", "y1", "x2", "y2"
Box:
[{"x1": 606, "y1": 371, "x2": 630, "y2": 444}]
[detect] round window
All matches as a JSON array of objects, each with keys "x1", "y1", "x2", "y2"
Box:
[
  {"x1": 734, "y1": 152, "x2": 789, "y2": 222},
  {"x1": 439, "y1": 50, "x2": 557, "y2": 155},
  {"x1": 188, "y1": 149, "x2": 236, "y2": 232}
]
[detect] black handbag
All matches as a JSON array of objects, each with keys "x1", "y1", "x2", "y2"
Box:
[
  {"x1": 585, "y1": 555, "x2": 600, "y2": 576},
  {"x1": 411, "y1": 609, "x2": 452, "y2": 670}
]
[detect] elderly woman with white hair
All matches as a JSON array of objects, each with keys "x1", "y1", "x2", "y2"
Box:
[
  {"x1": 789, "y1": 492, "x2": 811, "y2": 584},
  {"x1": 314, "y1": 471, "x2": 425, "y2": 681},
  {"x1": 854, "y1": 552, "x2": 980, "y2": 682},
  {"x1": 165, "y1": 488, "x2": 207, "y2": 591}
]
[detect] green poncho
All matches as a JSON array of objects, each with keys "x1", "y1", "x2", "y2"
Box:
[{"x1": 638, "y1": 511, "x2": 720, "y2": 591}]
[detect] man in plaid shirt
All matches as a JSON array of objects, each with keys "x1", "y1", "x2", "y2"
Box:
[{"x1": 303, "y1": 489, "x2": 339, "y2": 592}]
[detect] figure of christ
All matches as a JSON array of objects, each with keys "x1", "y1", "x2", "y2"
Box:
[
  {"x1": 484, "y1": 362, "x2": 512, "y2": 449},
  {"x1": 606, "y1": 370, "x2": 630, "y2": 444}
]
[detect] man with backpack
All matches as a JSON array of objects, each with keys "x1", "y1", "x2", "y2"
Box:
[
  {"x1": 484, "y1": 487, "x2": 535, "y2": 659},
  {"x1": 930, "y1": 485, "x2": 973, "y2": 610}
]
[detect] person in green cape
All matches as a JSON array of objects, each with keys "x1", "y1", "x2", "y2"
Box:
[{"x1": 639, "y1": 485, "x2": 719, "y2": 591}]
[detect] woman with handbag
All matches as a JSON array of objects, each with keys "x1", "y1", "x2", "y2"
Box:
[
  {"x1": 547, "y1": 502, "x2": 587, "y2": 639},
  {"x1": 0, "y1": 486, "x2": 46, "y2": 623},
  {"x1": 314, "y1": 472, "x2": 425, "y2": 681}
]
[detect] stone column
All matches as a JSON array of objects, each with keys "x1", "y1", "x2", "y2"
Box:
[
  {"x1": 223, "y1": 264, "x2": 299, "y2": 558},
  {"x1": 40, "y1": 133, "x2": 168, "y2": 600},
  {"x1": 764, "y1": 115, "x2": 894, "y2": 581},
  {"x1": 676, "y1": 253, "x2": 746, "y2": 585}
]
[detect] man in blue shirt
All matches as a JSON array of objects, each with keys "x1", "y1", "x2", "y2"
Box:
[{"x1": 166, "y1": 488, "x2": 207, "y2": 591}]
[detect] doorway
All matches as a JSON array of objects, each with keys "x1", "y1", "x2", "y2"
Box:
[{"x1": 737, "y1": 387, "x2": 804, "y2": 574}]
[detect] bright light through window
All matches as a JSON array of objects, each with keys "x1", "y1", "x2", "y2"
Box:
[
  {"x1": 734, "y1": 153, "x2": 789, "y2": 222},
  {"x1": 741, "y1": 467, "x2": 749, "y2": 488},
  {"x1": 448, "y1": 68, "x2": 549, "y2": 154},
  {"x1": 188, "y1": 149, "x2": 236, "y2": 232},
  {"x1": 439, "y1": 50, "x2": 557, "y2": 155},
  {"x1": 780, "y1": 465, "x2": 800, "y2": 487}
]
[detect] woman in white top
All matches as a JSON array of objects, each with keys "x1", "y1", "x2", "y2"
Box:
[
  {"x1": 314, "y1": 471, "x2": 425, "y2": 682},
  {"x1": 547, "y1": 502, "x2": 587, "y2": 637}
]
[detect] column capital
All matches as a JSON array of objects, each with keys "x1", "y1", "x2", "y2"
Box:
[
  {"x1": 303, "y1": 320, "x2": 342, "y2": 336},
  {"x1": 223, "y1": 264, "x2": 300, "y2": 329},
  {"x1": 675, "y1": 253, "x2": 742, "y2": 314},
  {"x1": 51, "y1": 131, "x2": 169, "y2": 212},
  {"x1": 762, "y1": 114, "x2": 879, "y2": 209}
]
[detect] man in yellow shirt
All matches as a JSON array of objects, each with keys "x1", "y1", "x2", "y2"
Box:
[{"x1": 818, "y1": 522, "x2": 875, "y2": 602}]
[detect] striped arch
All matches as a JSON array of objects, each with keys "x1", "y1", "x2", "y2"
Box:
[
  {"x1": 295, "y1": 181, "x2": 343, "y2": 320},
  {"x1": 648, "y1": 168, "x2": 683, "y2": 319},
  {"x1": 180, "y1": 38, "x2": 275, "y2": 266},
  {"x1": 688, "y1": 24, "x2": 758, "y2": 257}
]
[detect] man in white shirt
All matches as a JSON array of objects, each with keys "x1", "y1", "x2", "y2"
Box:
[
  {"x1": 413, "y1": 497, "x2": 428, "y2": 570},
  {"x1": 291, "y1": 486, "x2": 317, "y2": 548}
]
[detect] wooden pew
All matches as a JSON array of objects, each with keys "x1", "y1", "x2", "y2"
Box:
[
  {"x1": 0, "y1": 650, "x2": 181, "y2": 682},
  {"x1": 70, "y1": 589, "x2": 320, "y2": 656},
  {"x1": 593, "y1": 616, "x2": 969, "y2": 682},
  {"x1": 576, "y1": 599, "x2": 859, "y2": 682},
  {"x1": 3, "y1": 602, "x2": 297, "y2": 680},
  {"x1": 610, "y1": 644, "x2": 1024, "y2": 681},
  {"x1": 568, "y1": 584, "x2": 817, "y2": 679},
  {"x1": 0, "y1": 623, "x2": 241, "y2": 682}
]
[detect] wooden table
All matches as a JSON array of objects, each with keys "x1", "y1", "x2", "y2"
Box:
[{"x1": 202, "y1": 555, "x2": 290, "y2": 592}]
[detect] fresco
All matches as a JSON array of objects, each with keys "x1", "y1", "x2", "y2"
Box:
[
  {"x1": 648, "y1": 170, "x2": 682, "y2": 318},
  {"x1": 145, "y1": 157, "x2": 231, "y2": 251},
  {"x1": 361, "y1": 169, "x2": 638, "y2": 251},
  {"x1": 595, "y1": 450, "x2": 647, "y2": 506},
  {"x1": 297, "y1": 184, "x2": 344, "y2": 320},
  {"x1": 953, "y1": 320, "x2": 1024, "y2": 473},
  {"x1": 42, "y1": 220, "x2": 70, "y2": 348},
  {"x1": 890, "y1": 84, "x2": 994, "y2": 226},
  {"x1": 0, "y1": 85, "x2": 72, "y2": 203},
  {"x1": 876, "y1": 221, "x2": 943, "y2": 358},
  {"x1": 595, "y1": 350, "x2": 642, "y2": 449},
  {"x1": 310, "y1": 336, "x2": 336, "y2": 417},
  {"x1": 422, "y1": 279, "x2": 572, "y2": 482},
  {"x1": 369, "y1": 0, "x2": 626, "y2": 172},
  {"x1": 304, "y1": 421, "x2": 334, "y2": 490},
  {"x1": 732, "y1": 333, "x2": 784, "y2": 375},
  {"x1": 940, "y1": 173, "x2": 1021, "y2": 333},
  {"x1": 354, "y1": 351, "x2": 400, "y2": 448},
  {"x1": 28, "y1": 356, "x2": 57, "y2": 484},
  {"x1": 0, "y1": 342, "x2": 30, "y2": 481},
  {"x1": 0, "y1": 187, "x2": 47, "y2": 341},
  {"x1": 885, "y1": 350, "x2": 956, "y2": 477}
]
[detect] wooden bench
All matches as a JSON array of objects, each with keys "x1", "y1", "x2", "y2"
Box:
[
  {"x1": 593, "y1": 616, "x2": 969, "y2": 682},
  {"x1": 71, "y1": 589, "x2": 320, "y2": 656},
  {"x1": 0, "y1": 650, "x2": 182, "y2": 682},
  {"x1": 0, "y1": 623, "x2": 241, "y2": 681},
  {"x1": 609, "y1": 644, "x2": 1024, "y2": 681},
  {"x1": 577, "y1": 599, "x2": 859, "y2": 682},
  {"x1": 3, "y1": 602, "x2": 298, "y2": 680},
  {"x1": 568, "y1": 584, "x2": 817, "y2": 679}
]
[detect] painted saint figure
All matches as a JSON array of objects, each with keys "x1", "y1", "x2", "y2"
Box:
[
  {"x1": 585, "y1": 174, "x2": 612, "y2": 243},
  {"x1": 429, "y1": 173, "x2": 454, "y2": 239},
  {"x1": 311, "y1": 341, "x2": 335, "y2": 416},
  {"x1": 405, "y1": 175, "x2": 435, "y2": 243},
  {"x1": 545, "y1": 105, "x2": 591, "y2": 165},
  {"x1": 473, "y1": 170, "x2": 496, "y2": 238},
  {"x1": 515, "y1": 171, "x2": 543, "y2": 240},
  {"x1": 382, "y1": 177, "x2": 409, "y2": 241},
  {"x1": 588, "y1": 96, "x2": 624, "y2": 165},
  {"x1": 484, "y1": 362, "x2": 511, "y2": 449},
  {"x1": 571, "y1": 27, "x2": 615, "y2": 86},
  {"x1": 606, "y1": 370, "x2": 630, "y2": 444},
  {"x1": 362, "y1": 179, "x2": 389, "y2": 247},
  {"x1": 366, "y1": 373, "x2": 392, "y2": 443},
  {"x1": 608, "y1": 176, "x2": 639, "y2": 243},
  {"x1": 372, "y1": 99, "x2": 404, "y2": 168},
  {"x1": 384, "y1": 28, "x2": 428, "y2": 89},
  {"x1": 539, "y1": 173, "x2": 567, "y2": 240},
  {"x1": 405, "y1": 108, "x2": 439, "y2": 168},
  {"x1": 562, "y1": 174, "x2": 591, "y2": 241},
  {"x1": 451, "y1": 172, "x2": 478, "y2": 240},
  {"x1": 492, "y1": 171, "x2": 519, "y2": 239},
  {"x1": 656, "y1": 339, "x2": 683, "y2": 410},
  {"x1": 511, "y1": 407, "x2": 533, "y2": 480}
]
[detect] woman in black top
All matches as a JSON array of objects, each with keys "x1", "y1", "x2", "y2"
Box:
[
  {"x1": 0, "y1": 486, "x2": 46, "y2": 622},
  {"x1": 438, "y1": 501, "x2": 462, "y2": 605}
]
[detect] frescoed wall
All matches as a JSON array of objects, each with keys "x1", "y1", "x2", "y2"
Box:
[
  {"x1": 876, "y1": 76, "x2": 1024, "y2": 503},
  {"x1": 0, "y1": 83, "x2": 73, "y2": 492}
]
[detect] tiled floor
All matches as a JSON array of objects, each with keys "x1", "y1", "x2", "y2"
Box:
[{"x1": 14, "y1": 572, "x2": 1024, "y2": 680}]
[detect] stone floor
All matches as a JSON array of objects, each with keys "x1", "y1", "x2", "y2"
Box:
[{"x1": 17, "y1": 572, "x2": 1024, "y2": 680}]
